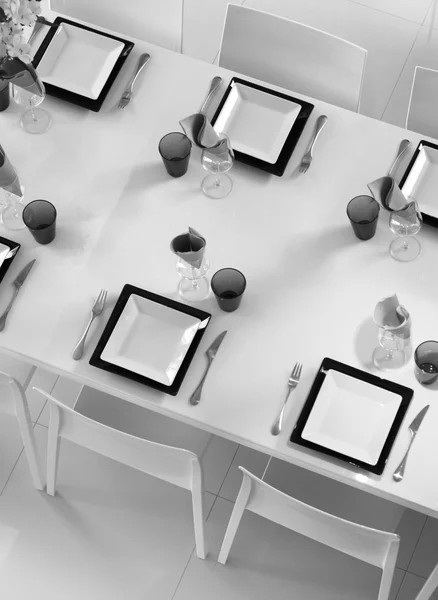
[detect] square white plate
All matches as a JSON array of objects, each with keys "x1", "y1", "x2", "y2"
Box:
[
  {"x1": 37, "y1": 23, "x2": 125, "y2": 99},
  {"x1": 301, "y1": 370, "x2": 403, "y2": 465},
  {"x1": 101, "y1": 295, "x2": 205, "y2": 386},
  {"x1": 213, "y1": 82, "x2": 301, "y2": 164},
  {"x1": 0, "y1": 243, "x2": 11, "y2": 266},
  {"x1": 401, "y1": 144, "x2": 438, "y2": 219}
]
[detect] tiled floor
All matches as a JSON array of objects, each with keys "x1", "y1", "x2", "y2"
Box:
[{"x1": 1, "y1": 0, "x2": 438, "y2": 598}]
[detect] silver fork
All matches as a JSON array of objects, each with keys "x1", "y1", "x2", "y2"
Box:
[
  {"x1": 271, "y1": 362, "x2": 303, "y2": 436},
  {"x1": 117, "y1": 53, "x2": 150, "y2": 109},
  {"x1": 294, "y1": 115, "x2": 328, "y2": 176},
  {"x1": 72, "y1": 289, "x2": 107, "y2": 360}
]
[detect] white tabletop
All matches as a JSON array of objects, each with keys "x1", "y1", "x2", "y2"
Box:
[{"x1": 1, "y1": 35, "x2": 438, "y2": 517}]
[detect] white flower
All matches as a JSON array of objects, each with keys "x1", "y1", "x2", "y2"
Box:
[{"x1": 0, "y1": 0, "x2": 41, "y2": 62}]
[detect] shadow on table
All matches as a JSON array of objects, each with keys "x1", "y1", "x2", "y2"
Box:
[
  {"x1": 125, "y1": 161, "x2": 171, "y2": 191},
  {"x1": 354, "y1": 317, "x2": 376, "y2": 371}
]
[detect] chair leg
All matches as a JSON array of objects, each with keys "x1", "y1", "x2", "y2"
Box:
[
  {"x1": 46, "y1": 404, "x2": 61, "y2": 496},
  {"x1": 416, "y1": 562, "x2": 438, "y2": 600},
  {"x1": 191, "y1": 488, "x2": 206, "y2": 559},
  {"x1": 218, "y1": 473, "x2": 252, "y2": 565}
]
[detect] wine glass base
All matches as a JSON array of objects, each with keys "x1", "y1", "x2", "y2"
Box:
[
  {"x1": 202, "y1": 174, "x2": 233, "y2": 199},
  {"x1": 178, "y1": 277, "x2": 210, "y2": 302},
  {"x1": 373, "y1": 347, "x2": 405, "y2": 370},
  {"x1": 20, "y1": 108, "x2": 51, "y2": 134},
  {"x1": 390, "y1": 236, "x2": 421, "y2": 262}
]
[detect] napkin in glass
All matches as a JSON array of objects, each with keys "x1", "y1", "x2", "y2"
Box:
[
  {"x1": 179, "y1": 113, "x2": 222, "y2": 148},
  {"x1": 0, "y1": 59, "x2": 44, "y2": 97},
  {"x1": 374, "y1": 294, "x2": 411, "y2": 341},
  {"x1": 170, "y1": 227, "x2": 206, "y2": 269},
  {"x1": 0, "y1": 146, "x2": 22, "y2": 197},
  {"x1": 367, "y1": 176, "x2": 408, "y2": 211}
]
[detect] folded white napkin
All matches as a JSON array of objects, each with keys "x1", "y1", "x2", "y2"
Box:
[
  {"x1": 0, "y1": 146, "x2": 22, "y2": 197},
  {"x1": 170, "y1": 227, "x2": 206, "y2": 269},
  {"x1": 374, "y1": 294, "x2": 411, "y2": 340},
  {"x1": 179, "y1": 113, "x2": 222, "y2": 148},
  {"x1": 367, "y1": 176, "x2": 408, "y2": 211}
]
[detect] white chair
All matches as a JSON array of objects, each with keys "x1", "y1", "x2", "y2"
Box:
[
  {"x1": 406, "y1": 66, "x2": 438, "y2": 138},
  {"x1": 218, "y1": 4, "x2": 367, "y2": 112},
  {"x1": 414, "y1": 562, "x2": 438, "y2": 600},
  {"x1": 34, "y1": 387, "x2": 206, "y2": 559},
  {"x1": 218, "y1": 467, "x2": 400, "y2": 600},
  {"x1": 0, "y1": 371, "x2": 44, "y2": 490},
  {"x1": 48, "y1": 0, "x2": 184, "y2": 52}
]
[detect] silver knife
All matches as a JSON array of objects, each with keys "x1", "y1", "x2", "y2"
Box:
[
  {"x1": 387, "y1": 139, "x2": 411, "y2": 177},
  {"x1": 189, "y1": 330, "x2": 227, "y2": 406},
  {"x1": 0, "y1": 259, "x2": 36, "y2": 332},
  {"x1": 393, "y1": 405, "x2": 429, "y2": 482}
]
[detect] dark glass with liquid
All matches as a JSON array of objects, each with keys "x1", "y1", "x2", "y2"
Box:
[
  {"x1": 211, "y1": 268, "x2": 246, "y2": 312},
  {"x1": 346, "y1": 195, "x2": 380, "y2": 240},
  {"x1": 22, "y1": 199, "x2": 57, "y2": 244},
  {"x1": 414, "y1": 341, "x2": 438, "y2": 385}
]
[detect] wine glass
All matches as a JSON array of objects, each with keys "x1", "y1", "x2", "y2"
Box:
[
  {"x1": 12, "y1": 82, "x2": 51, "y2": 134},
  {"x1": 389, "y1": 198, "x2": 422, "y2": 262},
  {"x1": 201, "y1": 134, "x2": 234, "y2": 199},
  {"x1": 1, "y1": 176, "x2": 26, "y2": 231},
  {"x1": 373, "y1": 326, "x2": 406, "y2": 370},
  {"x1": 176, "y1": 256, "x2": 210, "y2": 302}
]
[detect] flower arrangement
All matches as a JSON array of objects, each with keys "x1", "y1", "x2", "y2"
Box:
[{"x1": 0, "y1": 0, "x2": 41, "y2": 65}]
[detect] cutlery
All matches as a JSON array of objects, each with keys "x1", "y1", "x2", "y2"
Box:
[
  {"x1": 189, "y1": 330, "x2": 227, "y2": 406},
  {"x1": 199, "y1": 76, "x2": 223, "y2": 115},
  {"x1": 117, "y1": 53, "x2": 151, "y2": 109},
  {"x1": 293, "y1": 115, "x2": 328, "y2": 176},
  {"x1": 387, "y1": 139, "x2": 411, "y2": 177},
  {"x1": 28, "y1": 16, "x2": 55, "y2": 46},
  {"x1": 271, "y1": 362, "x2": 302, "y2": 436},
  {"x1": 0, "y1": 259, "x2": 36, "y2": 332},
  {"x1": 393, "y1": 404, "x2": 429, "y2": 482},
  {"x1": 72, "y1": 289, "x2": 107, "y2": 360}
]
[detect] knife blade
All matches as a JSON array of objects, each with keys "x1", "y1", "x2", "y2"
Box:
[
  {"x1": 393, "y1": 405, "x2": 429, "y2": 482},
  {"x1": 189, "y1": 330, "x2": 227, "y2": 405},
  {"x1": 0, "y1": 259, "x2": 36, "y2": 332}
]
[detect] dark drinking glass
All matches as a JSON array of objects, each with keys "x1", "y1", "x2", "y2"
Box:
[
  {"x1": 414, "y1": 341, "x2": 438, "y2": 385},
  {"x1": 347, "y1": 195, "x2": 380, "y2": 240},
  {"x1": 159, "y1": 132, "x2": 192, "y2": 177},
  {"x1": 211, "y1": 268, "x2": 246, "y2": 312},
  {"x1": 22, "y1": 199, "x2": 57, "y2": 244}
]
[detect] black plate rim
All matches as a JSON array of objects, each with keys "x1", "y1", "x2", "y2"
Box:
[
  {"x1": 33, "y1": 17, "x2": 135, "y2": 112},
  {"x1": 0, "y1": 236, "x2": 20, "y2": 284},
  {"x1": 211, "y1": 77, "x2": 314, "y2": 176},
  {"x1": 399, "y1": 139, "x2": 438, "y2": 227},
  {"x1": 290, "y1": 357, "x2": 413, "y2": 475},
  {"x1": 89, "y1": 284, "x2": 211, "y2": 396}
]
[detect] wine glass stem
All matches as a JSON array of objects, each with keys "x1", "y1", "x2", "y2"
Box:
[{"x1": 30, "y1": 106, "x2": 37, "y2": 123}]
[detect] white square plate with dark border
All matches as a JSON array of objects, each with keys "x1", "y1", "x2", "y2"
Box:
[
  {"x1": 0, "y1": 236, "x2": 20, "y2": 284},
  {"x1": 90, "y1": 284, "x2": 211, "y2": 395},
  {"x1": 291, "y1": 357, "x2": 413, "y2": 474},
  {"x1": 33, "y1": 17, "x2": 134, "y2": 111},
  {"x1": 400, "y1": 140, "x2": 438, "y2": 227},
  {"x1": 211, "y1": 77, "x2": 314, "y2": 176}
]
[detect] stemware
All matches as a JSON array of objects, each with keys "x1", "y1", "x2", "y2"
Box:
[
  {"x1": 389, "y1": 198, "x2": 422, "y2": 262},
  {"x1": 373, "y1": 304, "x2": 410, "y2": 370},
  {"x1": 201, "y1": 134, "x2": 234, "y2": 199},
  {"x1": 1, "y1": 176, "x2": 25, "y2": 231},
  {"x1": 12, "y1": 82, "x2": 51, "y2": 134},
  {"x1": 176, "y1": 256, "x2": 210, "y2": 302}
]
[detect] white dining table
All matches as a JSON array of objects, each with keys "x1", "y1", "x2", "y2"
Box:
[{"x1": 1, "y1": 27, "x2": 438, "y2": 519}]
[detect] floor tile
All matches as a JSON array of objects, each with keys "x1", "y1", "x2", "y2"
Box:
[
  {"x1": 408, "y1": 516, "x2": 438, "y2": 578},
  {"x1": 396, "y1": 572, "x2": 438, "y2": 600},
  {"x1": 347, "y1": 0, "x2": 432, "y2": 25},
  {"x1": 0, "y1": 412, "x2": 26, "y2": 494},
  {"x1": 173, "y1": 497, "x2": 404, "y2": 600},
  {"x1": 62, "y1": 384, "x2": 238, "y2": 496},
  {"x1": 395, "y1": 509, "x2": 427, "y2": 571},
  {"x1": 217, "y1": 445, "x2": 270, "y2": 501},
  {"x1": 382, "y1": 25, "x2": 438, "y2": 130},
  {"x1": 244, "y1": 0, "x2": 420, "y2": 119},
  {"x1": 183, "y1": 0, "x2": 244, "y2": 63},
  {"x1": 26, "y1": 368, "x2": 59, "y2": 423},
  {"x1": 37, "y1": 375, "x2": 83, "y2": 427},
  {"x1": 0, "y1": 423, "x2": 215, "y2": 600}
]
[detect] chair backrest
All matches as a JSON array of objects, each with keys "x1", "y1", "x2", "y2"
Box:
[
  {"x1": 218, "y1": 4, "x2": 367, "y2": 112},
  {"x1": 406, "y1": 66, "x2": 438, "y2": 137},
  {"x1": 48, "y1": 0, "x2": 184, "y2": 52},
  {"x1": 239, "y1": 467, "x2": 399, "y2": 570},
  {"x1": 34, "y1": 388, "x2": 201, "y2": 492}
]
